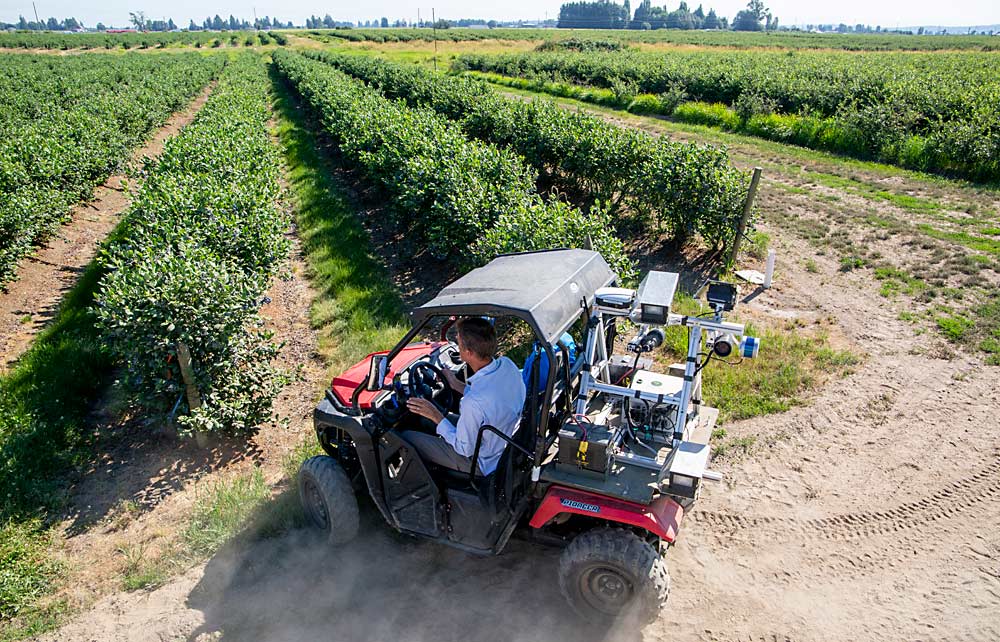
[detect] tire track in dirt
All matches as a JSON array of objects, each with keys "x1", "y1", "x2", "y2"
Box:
[
  {"x1": 0, "y1": 82, "x2": 216, "y2": 373},
  {"x1": 693, "y1": 450, "x2": 1000, "y2": 542}
]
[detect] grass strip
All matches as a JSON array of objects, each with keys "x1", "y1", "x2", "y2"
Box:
[
  {"x1": 0, "y1": 248, "x2": 116, "y2": 639},
  {"x1": 268, "y1": 62, "x2": 408, "y2": 374},
  {"x1": 660, "y1": 296, "x2": 860, "y2": 424}
]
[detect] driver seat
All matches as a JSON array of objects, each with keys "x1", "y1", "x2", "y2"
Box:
[{"x1": 436, "y1": 402, "x2": 536, "y2": 513}]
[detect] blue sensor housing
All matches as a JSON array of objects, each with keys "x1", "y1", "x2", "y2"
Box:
[{"x1": 740, "y1": 336, "x2": 760, "y2": 358}]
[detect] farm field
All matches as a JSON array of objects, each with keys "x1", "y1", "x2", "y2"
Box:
[
  {"x1": 294, "y1": 26, "x2": 1000, "y2": 51},
  {"x1": 456, "y1": 47, "x2": 1000, "y2": 181},
  {"x1": 0, "y1": 52, "x2": 222, "y2": 284},
  {"x1": 0, "y1": 29, "x2": 998, "y2": 642},
  {"x1": 0, "y1": 30, "x2": 285, "y2": 50}
]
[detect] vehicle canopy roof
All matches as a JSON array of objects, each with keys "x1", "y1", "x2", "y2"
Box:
[{"x1": 412, "y1": 249, "x2": 617, "y2": 345}]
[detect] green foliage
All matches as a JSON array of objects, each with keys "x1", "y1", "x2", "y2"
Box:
[
  {"x1": 535, "y1": 37, "x2": 628, "y2": 53},
  {"x1": 297, "y1": 27, "x2": 999, "y2": 51},
  {"x1": 93, "y1": 54, "x2": 289, "y2": 436},
  {"x1": 456, "y1": 48, "x2": 1000, "y2": 181},
  {"x1": 273, "y1": 50, "x2": 635, "y2": 275},
  {"x1": 0, "y1": 31, "x2": 265, "y2": 50},
  {"x1": 626, "y1": 93, "x2": 663, "y2": 115},
  {"x1": 734, "y1": 90, "x2": 778, "y2": 123},
  {"x1": 0, "y1": 53, "x2": 223, "y2": 285},
  {"x1": 839, "y1": 256, "x2": 866, "y2": 271},
  {"x1": 655, "y1": 83, "x2": 688, "y2": 115},
  {"x1": 308, "y1": 52, "x2": 751, "y2": 251},
  {"x1": 937, "y1": 314, "x2": 974, "y2": 342},
  {"x1": 476, "y1": 200, "x2": 637, "y2": 282}
]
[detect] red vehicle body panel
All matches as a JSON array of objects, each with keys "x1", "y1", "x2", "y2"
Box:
[
  {"x1": 331, "y1": 341, "x2": 445, "y2": 409},
  {"x1": 529, "y1": 485, "x2": 684, "y2": 543}
]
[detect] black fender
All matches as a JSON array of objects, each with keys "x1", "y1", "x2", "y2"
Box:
[{"x1": 313, "y1": 394, "x2": 394, "y2": 526}]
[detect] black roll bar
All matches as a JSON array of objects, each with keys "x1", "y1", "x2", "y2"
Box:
[{"x1": 468, "y1": 424, "x2": 534, "y2": 489}]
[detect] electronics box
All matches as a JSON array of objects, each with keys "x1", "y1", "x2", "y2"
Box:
[
  {"x1": 557, "y1": 420, "x2": 613, "y2": 475},
  {"x1": 607, "y1": 354, "x2": 653, "y2": 385}
]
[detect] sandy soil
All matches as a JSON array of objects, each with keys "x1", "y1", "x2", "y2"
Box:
[
  {"x1": 34, "y1": 87, "x2": 1000, "y2": 642},
  {"x1": 0, "y1": 83, "x2": 215, "y2": 373}
]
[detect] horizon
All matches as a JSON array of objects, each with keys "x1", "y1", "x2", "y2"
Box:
[{"x1": 1, "y1": 0, "x2": 997, "y2": 31}]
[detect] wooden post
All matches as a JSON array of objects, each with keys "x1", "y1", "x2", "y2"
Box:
[
  {"x1": 729, "y1": 166, "x2": 763, "y2": 265},
  {"x1": 176, "y1": 341, "x2": 209, "y2": 447}
]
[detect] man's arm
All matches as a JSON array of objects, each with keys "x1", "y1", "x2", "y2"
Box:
[
  {"x1": 442, "y1": 367, "x2": 464, "y2": 394},
  {"x1": 435, "y1": 398, "x2": 485, "y2": 458}
]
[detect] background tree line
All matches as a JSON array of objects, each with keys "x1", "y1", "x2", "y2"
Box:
[
  {"x1": 557, "y1": 0, "x2": 777, "y2": 31},
  {"x1": 2, "y1": 12, "x2": 293, "y2": 31}
]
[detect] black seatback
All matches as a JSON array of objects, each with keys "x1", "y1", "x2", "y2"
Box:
[{"x1": 484, "y1": 405, "x2": 536, "y2": 511}]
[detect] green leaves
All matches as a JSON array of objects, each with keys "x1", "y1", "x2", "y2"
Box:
[
  {"x1": 275, "y1": 50, "x2": 637, "y2": 279},
  {"x1": 311, "y1": 52, "x2": 750, "y2": 251},
  {"x1": 93, "y1": 54, "x2": 289, "y2": 436},
  {"x1": 458, "y1": 48, "x2": 1000, "y2": 181},
  {"x1": 0, "y1": 52, "x2": 223, "y2": 285}
]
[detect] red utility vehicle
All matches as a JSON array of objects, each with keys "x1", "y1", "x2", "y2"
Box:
[{"x1": 300, "y1": 249, "x2": 758, "y2": 621}]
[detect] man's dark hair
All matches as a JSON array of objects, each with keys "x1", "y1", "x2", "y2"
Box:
[{"x1": 456, "y1": 317, "x2": 496, "y2": 360}]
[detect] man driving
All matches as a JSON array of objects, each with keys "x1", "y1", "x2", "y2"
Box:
[{"x1": 404, "y1": 317, "x2": 526, "y2": 476}]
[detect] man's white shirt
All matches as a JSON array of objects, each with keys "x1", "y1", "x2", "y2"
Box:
[{"x1": 435, "y1": 356, "x2": 527, "y2": 475}]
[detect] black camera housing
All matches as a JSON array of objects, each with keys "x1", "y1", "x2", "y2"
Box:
[{"x1": 706, "y1": 281, "x2": 737, "y2": 311}]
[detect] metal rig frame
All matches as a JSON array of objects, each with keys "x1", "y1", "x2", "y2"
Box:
[{"x1": 574, "y1": 290, "x2": 749, "y2": 486}]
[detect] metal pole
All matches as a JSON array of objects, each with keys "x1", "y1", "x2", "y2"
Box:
[
  {"x1": 32, "y1": 1, "x2": 40, "y2": 26},
  {"x1": 729, "y1": 166, "x2": 762, "y2": 265},
  {"x1": 432, "y1": 8, "x2": 437, "y2": 71}
]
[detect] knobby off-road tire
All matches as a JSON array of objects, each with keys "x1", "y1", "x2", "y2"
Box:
[
  {"x1": 558, "y1": 529, "x2": 670, "y2": 624},
  {"x1": 298, "y1": 455, "x2": 360, "y2": 545}
]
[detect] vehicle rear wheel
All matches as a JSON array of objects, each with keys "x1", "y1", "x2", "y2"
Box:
[
  {"x1": 558, "y1": 529, "x2": 670, "y2": 624},
  {"x1": 298, "y1": 455, "x2": 359, "y2": 545}
]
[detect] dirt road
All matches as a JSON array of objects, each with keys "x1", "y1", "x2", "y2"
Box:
[{"x1": 36, "y1": 94, "x2": 1000, "y2": 642}]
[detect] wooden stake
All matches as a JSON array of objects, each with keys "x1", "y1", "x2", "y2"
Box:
[
  {"x1": 176, "y1": 341, "x2": 208, "y2": 447},
  {"x1": 729, "y1": 166, "x2": 763, "y2": 265}
]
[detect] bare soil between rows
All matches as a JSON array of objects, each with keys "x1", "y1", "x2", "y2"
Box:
[
  {"x1": 32, "y1": 80, "x2": 1000, "y2": 642},
  {"x1": 0, "y1": 83, "x2": 215, "y2": 373}
]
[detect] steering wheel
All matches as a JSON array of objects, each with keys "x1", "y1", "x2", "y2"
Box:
[{"x1": 405, "y1": 361, "x2": 454, "y2": 411}]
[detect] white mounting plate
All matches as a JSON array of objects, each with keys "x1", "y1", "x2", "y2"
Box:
[
  {"x1": 667, "y1": 407, "x2": 718, "y2": 479},
  {"x1": 736, "y1": 269, "x2": 766, "y2": 285}
]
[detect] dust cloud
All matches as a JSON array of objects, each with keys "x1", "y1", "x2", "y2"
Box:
[{"x1": 185, "y1": 505, "x2": 641, "y2": 642}]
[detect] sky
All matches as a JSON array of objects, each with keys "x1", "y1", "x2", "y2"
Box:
[{"x1": 1, "y1": 0, "x2": 997, "y2": 29}]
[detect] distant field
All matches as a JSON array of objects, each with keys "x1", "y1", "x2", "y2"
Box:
[
  {"x1": 0, "y1": 30, "x2": 286, "y2": 50},
  {"x1": 456, "y1": 47, "x2": 1000, "y2": 182},
  {"x1": 293, "y1": 27, "x2": 1000, "y2": 51}
]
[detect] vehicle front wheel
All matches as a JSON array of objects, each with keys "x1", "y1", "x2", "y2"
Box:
[
  {"x1": 558, "y1": 529, "x2": 670, "y2": 624},
  {"x1": 298, "y1": 455, "x2": 360, "y2": 545}
]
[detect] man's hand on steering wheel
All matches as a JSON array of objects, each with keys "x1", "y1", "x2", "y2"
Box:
[{"x1": 406, "y1": 398, "x2": 444, "y2": 425}]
